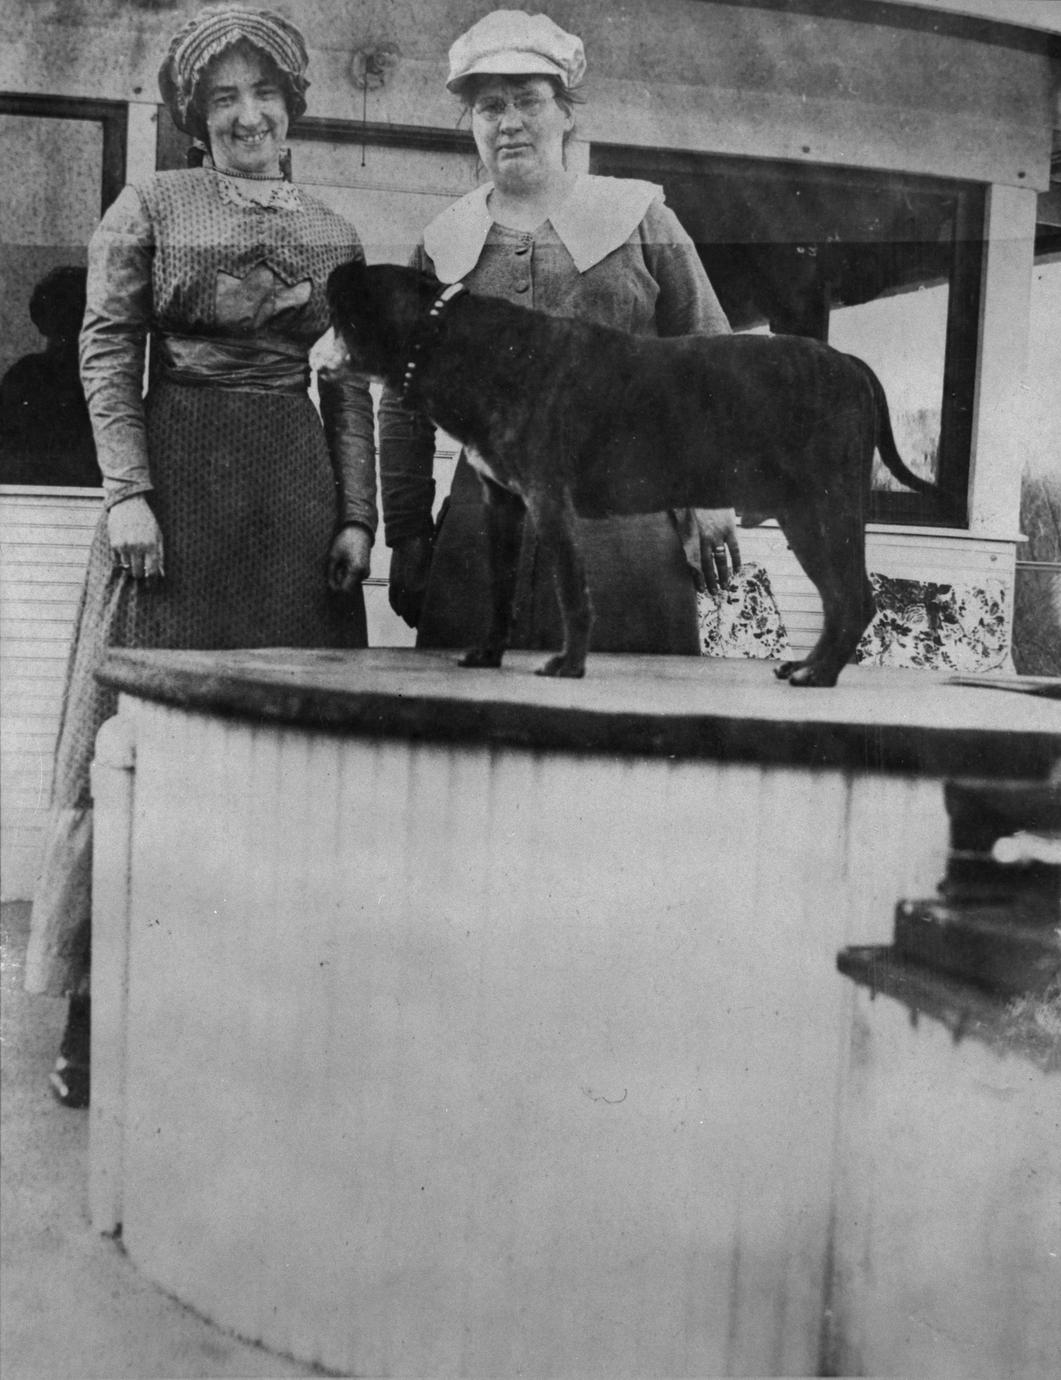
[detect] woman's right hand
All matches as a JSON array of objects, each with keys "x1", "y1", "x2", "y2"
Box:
[
  {"x1": 107, "y1": 495, "x2": 165, "y2": 580},
  {"x1": 388, "y1": 535, "x2": 433, "y2": 627}
]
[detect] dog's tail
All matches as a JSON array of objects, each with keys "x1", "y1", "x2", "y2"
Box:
[{"x1": 851, "y1": 355, "x2": 945, "y2": 499}]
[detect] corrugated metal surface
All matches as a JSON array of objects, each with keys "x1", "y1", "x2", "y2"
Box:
[
  {"x1": 0, "y1": 490, "x2": 99, "y2": 898},
  {"x1": 110, "y1": 699, "x2": 948, "y2": 1377}
]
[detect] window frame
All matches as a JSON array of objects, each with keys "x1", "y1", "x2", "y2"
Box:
[
  {"x1": 0, "y1": 92, "x2": 127, "y2": 215},
  {"x1": 155, "y1": 106, "x2": 477, "y2": 171},
  {"x1": 0, "y1": 94, "x2": 127, "y2": 493}
]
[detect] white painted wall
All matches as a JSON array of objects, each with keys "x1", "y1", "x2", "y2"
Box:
[
  {"x1": 1, "y1": 2, "x2": 1054, "y2": 189},
  {"x1": 831, "y1": 985, "x2": 1061, "y2": 1379},
  {"x1": 98, "y1": 693, "x2": 952, "y2": 1377},
  {"x1": 0, "y1": 491, "x2": 98, "y2": 899}
]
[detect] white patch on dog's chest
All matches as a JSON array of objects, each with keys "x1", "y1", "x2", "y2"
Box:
[{"x1": 465, "y1": 444, "x2": 509, "y2": 489}]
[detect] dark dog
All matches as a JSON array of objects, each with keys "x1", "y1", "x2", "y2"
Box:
[{"x1": 322, "y1": 262, "x2": 945, "y2": 686}]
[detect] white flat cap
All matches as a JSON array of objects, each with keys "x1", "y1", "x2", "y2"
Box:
[{"x1": 446, "y1": 10, "x2": 586, "y2": 92}]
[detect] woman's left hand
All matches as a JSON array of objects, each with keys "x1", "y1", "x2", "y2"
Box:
[
  {"x1": 676, "y1": 507, "x2": 742, "y2": 595},
  {"x1": 327, "y1": 524, "x2": 372, "y2": 595}
]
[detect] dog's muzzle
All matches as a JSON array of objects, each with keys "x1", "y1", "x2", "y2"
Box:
[{"x1": 310, "y1": 327, "x2": 350, "y2": 380}]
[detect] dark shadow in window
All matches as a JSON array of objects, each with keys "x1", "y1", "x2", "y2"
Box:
[{"x1": 0, "y1": 266, "x2": 101, "y2": 488}]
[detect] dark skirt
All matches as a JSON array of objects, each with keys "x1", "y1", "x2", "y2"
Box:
[
  {"x1": 417, "y1": 454, "x2": 701, "y2": 656},
  {"x1": 26, "y1": 381, "x2": 366, "y2": 995}
]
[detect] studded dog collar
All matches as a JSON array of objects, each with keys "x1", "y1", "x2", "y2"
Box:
[{"x1": 400, "y1": 281, "x2": 469, "y2": 404}]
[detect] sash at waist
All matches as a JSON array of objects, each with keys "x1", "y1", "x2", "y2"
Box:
[{"x1": 156, "y1": 334, "x2": 310, "y2": 393}]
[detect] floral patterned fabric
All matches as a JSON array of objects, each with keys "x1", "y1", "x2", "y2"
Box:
[
  {"x1": 856, "y1": 573, "x2": 1009, "y2": 672},
  {"x1": 698, "y1": 562, "x2": 789, "y2": 659}
]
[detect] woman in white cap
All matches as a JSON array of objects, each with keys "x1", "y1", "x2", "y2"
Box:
[
  {"x1": 25, "y1": 5, "x2": 378, "y2": 1107},
  {"x1": 379, "y1": 8, "x2": 738, "y2": 653}
]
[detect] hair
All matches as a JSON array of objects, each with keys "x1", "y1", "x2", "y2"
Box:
[
  {"x1": 159, "y1": 6, "x2": 309, "y2": 142},
  {"x1": 29, "y1": 266, "x2": 88, "y2": 343},
  {"x1": 186, "y1": 37, "x2": 299, "y2": 146}
]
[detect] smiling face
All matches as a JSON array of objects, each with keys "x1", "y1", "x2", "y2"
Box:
[
  {"x1": 199, "y1": 43, "x2": 290, "y2": 177},
  {"x1": 469, "y1": 76, "x2": 573, "y2": 193}
]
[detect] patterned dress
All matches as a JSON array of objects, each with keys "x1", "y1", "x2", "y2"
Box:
[
  {"x1": 378, "y1": 175, "x2": 731, "y2": 654},
  {"x1": 25, "y1": 167, "x2": 375, "y2": 996}
]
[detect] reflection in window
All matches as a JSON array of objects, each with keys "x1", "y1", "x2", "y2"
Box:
[
  {"x1": 0, "y1": 110, "x2": 111, "y2": 487},
  {"x1": 592, "y1": 147, "x2": 983, "y2": 526},
  {"x1": 0, "y1": 265, "x2": 99, "y2": 486}
]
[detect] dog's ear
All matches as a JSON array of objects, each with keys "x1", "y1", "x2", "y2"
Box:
[{"x1": 326, "y1": 259, "x2": 370, "y2": 319}]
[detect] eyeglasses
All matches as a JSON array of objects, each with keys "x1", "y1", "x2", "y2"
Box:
[{"x1": 471, "y1": 94, "x2": 553, "y2": 123}]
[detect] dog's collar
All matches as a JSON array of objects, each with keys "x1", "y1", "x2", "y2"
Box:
[{"x1": 400, "y1": 282, "x2": 468, "y2": 404}]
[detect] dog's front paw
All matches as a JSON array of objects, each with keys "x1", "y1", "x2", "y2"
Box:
[
  {"x1": 782, "y1": 660, "x2": 840, "y2": 688},
  {"x1": 458, "y1": 646, "x2": 504, "y2": 669},
  {"x1": 535, "y1": 653, "x2": 586, "y2": 679}
]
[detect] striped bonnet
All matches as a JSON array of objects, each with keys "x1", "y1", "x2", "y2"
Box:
[{"x1": 158, "y1": 5, "x2": 310, "y2": 136}]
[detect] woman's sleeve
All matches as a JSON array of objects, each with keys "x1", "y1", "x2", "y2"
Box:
[
  {"x1": 377, "y1": 243, "x2": 438, "y2": 547},
  {"x1": 317, "y1": 235, "x2": 378, "y2": 536},
  {"x1": 80, "y1": 184, "x2": 155, "y2": 510},
  {"x1": 640, "y1": 198, "x2": 731, "y2": 338}
]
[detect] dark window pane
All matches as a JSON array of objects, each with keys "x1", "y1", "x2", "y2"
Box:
[
  {"x1": 0, "y1": 112, "x2": 108, "y2": 488},
  {"x1": 591, "y1": 146, "x2": 982, "y2": 527}
]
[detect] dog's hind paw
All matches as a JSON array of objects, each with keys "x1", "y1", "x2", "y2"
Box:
[
  {"x1": 779, "y1": 660, "x2": 840, "y2": 688},
  {"x1": 458, "y1": 646, "x2": 504, "y2": 669},
  {"x1": 535, "y1": 654, "x2": 586, "y2": 679}
]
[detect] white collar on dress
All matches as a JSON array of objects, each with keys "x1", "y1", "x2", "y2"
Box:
[
  {"x1": 422, "y1": 173, "x2": 663, "y2": 282},
  {"x1": 204, "y1": 162, "x2": 302, "y2": 212}
]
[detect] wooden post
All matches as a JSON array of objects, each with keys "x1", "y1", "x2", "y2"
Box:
[
  {"x1": 88, "y1": 710, "x2": 136, "y2": 1236},
  {"x1": 967, "y1": 183, "x2": 1038, "y2": 538}
]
